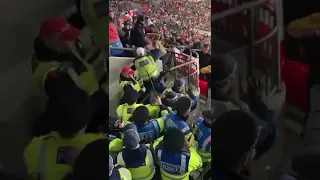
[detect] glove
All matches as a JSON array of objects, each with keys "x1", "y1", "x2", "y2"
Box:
[
  {"x1": 159, "y1": 71, "x2": 167, "y2": 79},
  {"x1": 246, "y1": 77, "x2": 269, "y2": 118},
  {"x1": 187, "y1": 88, "x2": 195, "y2": 98}
]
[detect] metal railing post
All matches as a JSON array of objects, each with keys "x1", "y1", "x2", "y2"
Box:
[
  {"x1": 275, "y1": 0, "x2": 282, "y2": 90},
  {"x1": 247, "y1": 8, "x2": 255, "y2": 81}
]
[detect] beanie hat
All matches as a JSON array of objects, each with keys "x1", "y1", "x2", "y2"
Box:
[
  {"x1": 174, "y1": 96, "x2": 192, "y2": 114},
  {"x1": 123, "y1": 129, "x2": 140, "y2": 149},
  {"x1": 163, "y1": 128, "x2": 185, "y2": 153},
  {"x1": 173, "y1": 79, "x2": 185, "y2": 88},
  {"x1": 131, "y1": 106, "x2": 149, "y2": 125},
  {"x1": 211, "y1": 54, "x2": 237, "y2": 84},
  {"x1": 211, "y1": 110, "x2": 257, "y2": 167}
]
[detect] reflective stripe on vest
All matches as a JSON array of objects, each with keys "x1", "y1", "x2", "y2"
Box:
[
  {"x1": 135, "y1": 75, "x2": 144, "y2": 89},
  {"x1": 157, "y1": 150, "x2": 188, "y2": 180},
  {"x1": 61, "y1": 65, "x2": 87, "y2": 93},
  {"x1": 118, "y1": 167, "x2": 131, "y2": 180},
  {"x1": 201, "y1": 135, "x2": 211, "y2": 152},
  {"x1": 181, "y1": 126, "x2": 190, "y2": 134},
  {"x1": 165, "y1": 115, "x2": 190, "y2": 135},
  {"x1": 120, "y1": 80, "x2": 140, "y2": 92},
  {"x1": 33, "y1": 49, "x2": 98, "y2": 96},
  {"x1": 197, "y1": 151, "x2": 211, "y2": 162},
  {"x1": 118, "y1": 149, "x2": 155, "y2": 180},
  {"x1": 120, "y1": 105, "x2": 125, "y2": 121},
  {"x1": 38, "y1": 140, "x2": 47, "y2": 180},
  {"x1": 150, "y1": 120, "x2": 160, "y2": 139},
  {"x1": 135, "y1": 56, "x2": 158, "y2": 81}
]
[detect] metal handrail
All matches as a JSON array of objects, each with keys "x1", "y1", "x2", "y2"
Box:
[
  {"x1": 166, "y1": 49, "x2": 200, "y2": 89},
  {"x1": 212, "y1": 26, "x2": 278, "y2": 56},
  {"x1": 211, "y1": 0, "x2": 281, "y2": 96},
  {"x1": 211, "y1": 0, "x2": 266, "y2": 22},
  {"x1": 109, "y1": 47, "x2": 135, "y2": 51},
  {"x1": 166, "y1": 60, "x2": 196, "y2": 71}
]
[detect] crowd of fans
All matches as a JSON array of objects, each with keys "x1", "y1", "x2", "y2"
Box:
[
  {"x1": 110, "y1": 0, "x2": 211, "y2": 51},
  {"x1": 2, "y1": 1, "x2": 320, "y2": 180}
]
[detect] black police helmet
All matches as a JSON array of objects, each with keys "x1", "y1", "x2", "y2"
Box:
[
  {"x1": 72, "y1": 139, "x2": 110, "y2": 179},
  {"x1": 211, "y1": 54, "x2": 237, "y2": 86},
  {"x1": 174, "y1": 96, "x2": 192, "y2": 114},
  {"x1": 163, "y1": 128, "x2": 185, "y2": 153},
  {"x1": 211, "y1": 110, "x2": 257, "y2": 168},
  {"x1": 131, "y1": 106, "x2": 149, "y2": 125}
]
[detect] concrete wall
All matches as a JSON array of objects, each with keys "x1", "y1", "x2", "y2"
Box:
[
  {"x1": 0, "y1": 0, "x2": 72, "y2": 175},
  {"x1": 0, "y1": 1, "x2": 73, "y2": 123}
]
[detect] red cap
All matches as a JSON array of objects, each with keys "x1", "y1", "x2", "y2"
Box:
[
  {"x1": 122, "y1": 66, "x2": 135, "y2": 74},
  {"x1": 39, "y1": 17, "x2": 81, "y2": 41}
]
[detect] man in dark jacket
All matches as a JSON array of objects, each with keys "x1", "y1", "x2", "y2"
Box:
[
  {"x1": 121, "y1": 21, "x2": 131, "y2": 47},
  {"x1": 130, "y1": 15, "x2": 147, "y2": 48},
  {"x1": 198, "y1": 43, "x2": 211, "y2": 81}
]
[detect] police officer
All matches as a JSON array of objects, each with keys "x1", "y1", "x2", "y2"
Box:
[
  {"x1": 162, "y1": 79, "x2": 186, "y2": 95},
  {"x1": 162, "y1": 79, "x2": 198, "y2": 112},
  {"x1": 130, "y1": 101, "x2": 169, "y2": 143},
  {"x1": 162, "y1": 91, "x2": 179, "y2": 111},
  {"x1": 153, "y1": 128, "x2": 202, "y2": 180},
  {"x1": 131, "y1": 47, "x2": 159, "y2": 96},
  {"x1": 164, "y1": 96, "x2": 195, "y2": 145},
  {"x1": 32, "y1": 17, "x2": 108, "y2": 132},
  {"x1": 108, "y1": 119, "x2": 126, "y2": 155},
  {"x1": 117, "y1": 87, "x2": 144, "y2": 122},
  {"x1": 117, "y1": 125, "x2": 156, "y2": 180},
  {"x1": 116, "y1": 88, "x2": 160, "y2": 122},
  {"x1": 119, "y1": 66, "x2": 144, "y2": 104},
  {"x1": 194, "y1": 109, "x2": 212, "y2": 163},
  {"x1": 211, "y1": 55, "x2": 249, "y2": 113},
  {"x1": 24, "y1": 84, "x2": 106, "y2": 180}
]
